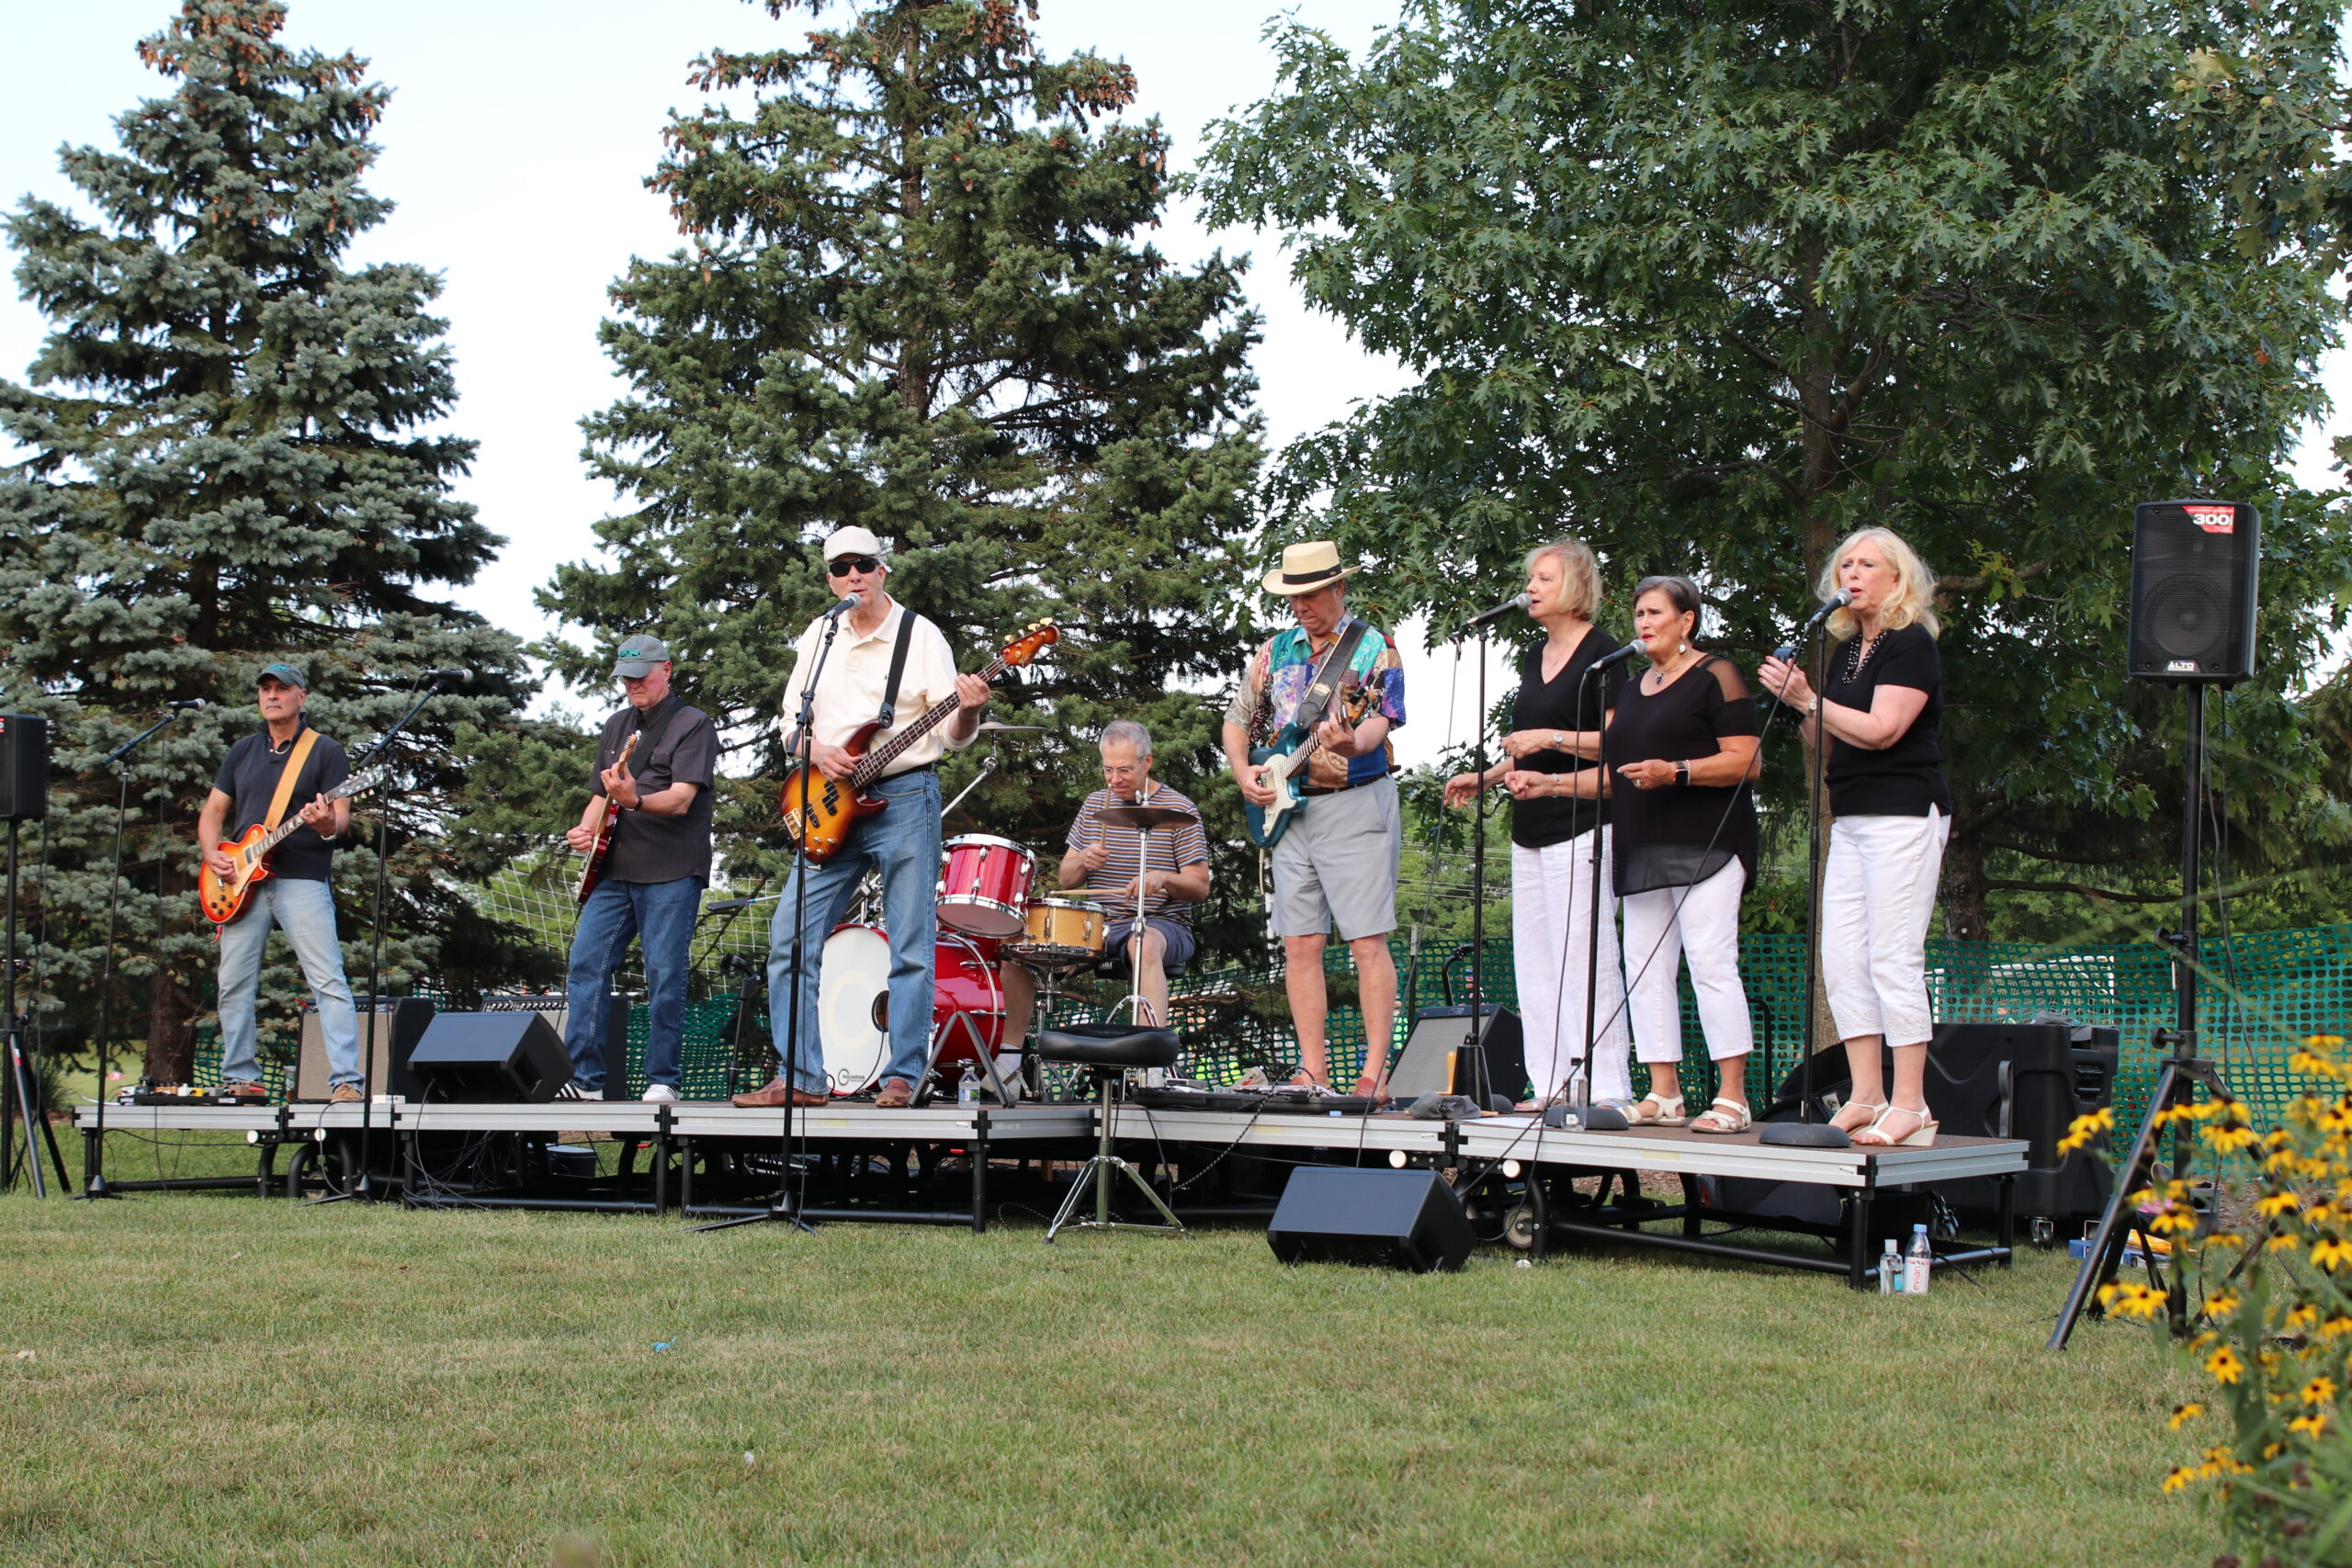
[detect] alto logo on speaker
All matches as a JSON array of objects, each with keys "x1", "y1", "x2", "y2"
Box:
[{"x1": 2184, "y1": 504, "x2": 2236, "y2": 534}]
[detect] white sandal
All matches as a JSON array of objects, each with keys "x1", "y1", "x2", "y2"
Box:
[
  {"x1": 1829, "y1": 1098, "x2": 1888, "y2": 1135},
  {"x1": 1630, "y1": 1092, "x2": 1686, "y2": 1126},
  {"x1": 1852, "y1": 1103, "x2": 1939, "y2": 1148},
  {"x1": 1689, "y1": 1098, "x2": 1752, "y2": 1135}
]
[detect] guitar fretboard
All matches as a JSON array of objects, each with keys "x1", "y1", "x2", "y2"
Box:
[{"x1": 848, "y1": 651, "x2": 1014, "y2": 787}]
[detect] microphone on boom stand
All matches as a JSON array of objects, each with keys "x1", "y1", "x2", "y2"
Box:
[{"x1": 1452, "y1": 592, "x2": 1530, "y2": 637}]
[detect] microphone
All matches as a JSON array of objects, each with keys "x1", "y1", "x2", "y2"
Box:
[
  {"x1": 1588, "y1": 640, "x2": 1643, "y2": 671},
  {"x1": 423, "y1": 668, "x2": 472, "y2": 682},
  {"x1": 166, "y1": 698, "x2": 208, "y2": 710},
  {"x1": 1800, "y1": 591, "x2": 1851, "y2": 634},
  {"x1": 1453, "y1": 592, "x2": 1531, "y2": 636},
  {"x1": 823, "y1": 592, "x2": 862, "y2": 620}
]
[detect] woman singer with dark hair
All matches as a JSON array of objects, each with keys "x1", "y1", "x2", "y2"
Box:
[{"x1": 1758, "y1": 526, "x2": 1952, "y2": 1147}]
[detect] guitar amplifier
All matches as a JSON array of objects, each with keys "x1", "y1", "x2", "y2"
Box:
[
  {"x1": 295, "y1": 998, "x2": 435, "y2": 1101},
  {"x1": 1389, "y1": 1006, "x2": 1525, "y2": 1104}
]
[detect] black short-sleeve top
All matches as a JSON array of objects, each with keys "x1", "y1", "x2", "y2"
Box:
[
  {"x1": 1601, "y1": 654, "x2": 1760, "y2": 895},
  {"x1": 594, "y1": 697, "x2": 718, "y2": 886},
  {"x1": 1821, "y1": 624, "x2": 1951, "y2": 818},
  {"x1": 212, "y1": 718, "x2": 350, "y2": 882},
  {"x1": 1509, "y1": 626, "x2": 1626, "y2": 850}
]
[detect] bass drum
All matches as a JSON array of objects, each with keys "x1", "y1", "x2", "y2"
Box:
[{"x1": 818, "y1": 924, "x2": 1006, "y2": 1095}]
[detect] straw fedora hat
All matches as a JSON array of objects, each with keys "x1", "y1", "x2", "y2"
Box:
[{"x1": 1261, "y1": 540, "x2": 1359, "y2": 596}]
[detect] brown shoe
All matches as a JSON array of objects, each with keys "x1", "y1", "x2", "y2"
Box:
[
  {"x1": 328, "y1": 1084, "x2": 364, "y2": 1105},
  {"x1": 873, "y1": 1077, "x2": 915, "y2": 1110},
  {"x1": 731, "y1": 1077, "x2": 829, "y2": 1109}
]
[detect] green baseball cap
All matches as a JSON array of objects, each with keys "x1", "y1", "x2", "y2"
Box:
[
  {"x1": 613, "y1": 635, "x2": 672, "y2": 679},
  {"x1": 255, "y1": 662, "x2": 308, "y2": 690}
]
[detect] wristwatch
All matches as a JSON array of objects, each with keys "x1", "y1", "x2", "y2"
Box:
[{"x1": 1674, "y1": 761, "x2": 1690, "y2": 786}]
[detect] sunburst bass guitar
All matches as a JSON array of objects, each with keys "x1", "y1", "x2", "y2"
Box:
[
  {"x1": 198, "y1": 766, "x2": 388, "y2": 925},
  {"x1": 778, "y1": 620, "x2": 1057, "y2": 863}
]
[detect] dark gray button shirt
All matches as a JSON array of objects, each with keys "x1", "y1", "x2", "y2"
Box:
[{"x1": 593, "y1": 698, "x2": 718, "y2": 885}]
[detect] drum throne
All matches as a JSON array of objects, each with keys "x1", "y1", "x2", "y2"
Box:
[{"x1": 1038, "y1": 1021, "x2": 1185, "y2": 1243}]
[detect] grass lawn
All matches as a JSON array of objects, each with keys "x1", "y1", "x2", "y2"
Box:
[{"x1": 0, "y1": 1147, "x2": 2215, "y2": 1568}]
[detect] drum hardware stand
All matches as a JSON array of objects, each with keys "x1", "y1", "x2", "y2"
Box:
[
  {"x1": 698, "y1": 597, "x2": 852, "y2": 1237},
  {"x1": 5, "y1": 818, "x2": 71, "y2": 1197},
  {"x1": 2052, "y1": 682, "x2": 2232, "y2": 1348},
  {"x1": 1098, "y1": 795, "x2": 1196, "y2": 1037},
  {"x1": 911, "y1": 1010, "x2": 1020, "y2": 1108},
  {"x1": 79, "y1": 703, "x2": 198, "y2": 1200},
  {"x1": 718, "y1": 952, "x2": 765, "y2": 1102},
  {"x1": 309, "y1": 671, "x2": 457, "y2": 1206}
]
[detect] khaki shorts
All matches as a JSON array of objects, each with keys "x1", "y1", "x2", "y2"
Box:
[{"x1": 1270, "y1": 773, "x2": 1401, "y2": 941}]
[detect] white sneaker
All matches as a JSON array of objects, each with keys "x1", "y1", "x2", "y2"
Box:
[{"x1": 640, "y1": 1084, "x2": 681, "y2": 1103}]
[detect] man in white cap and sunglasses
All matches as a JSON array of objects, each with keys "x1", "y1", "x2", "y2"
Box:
[
  {"x1": 1221, "y1": 541, "x2": 1408, "y2": 1099},
  {"x1": 734, "y1": 527, "x2": 990, "y2": 1110},
  {"x1": 560, "y1": 634, "x2": 718, "y2": 1101}
]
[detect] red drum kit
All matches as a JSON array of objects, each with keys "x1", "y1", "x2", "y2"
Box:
[{"x1": 811, "y1": 723, "x2": 1196, "y2": 1096}]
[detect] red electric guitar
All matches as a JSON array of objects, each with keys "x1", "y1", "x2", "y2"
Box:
[
  {"x1": 573, "y1": 731, "x2": 640, "y2": 904},
  {"x1": 778, "y1": 620, "x2": 1057, "y2": 863}
]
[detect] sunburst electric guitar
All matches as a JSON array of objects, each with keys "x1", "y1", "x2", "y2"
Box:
[
  {"x1": 778, "y1": 620, "x2": 1057, "y2": 863},
  {"x1": 198, "y1": 766, "x2": 388, "y2": 925},
  {"x1": 573, "y1": 731, "x2": 640, "y2": 905}
]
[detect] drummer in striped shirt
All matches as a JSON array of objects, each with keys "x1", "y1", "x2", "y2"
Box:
[{"x1": 1002, "y1": 720, "x2": 1211, "y2": 1043}]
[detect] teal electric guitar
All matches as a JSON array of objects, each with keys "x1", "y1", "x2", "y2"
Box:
[{"x1": 1244, "y1": 682, "x2": 1373, "y2": 848}]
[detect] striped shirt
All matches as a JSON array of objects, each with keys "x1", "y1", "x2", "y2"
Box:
[{"x1": 1065, "y1": 784, "x2": 1210, "y2": 925}]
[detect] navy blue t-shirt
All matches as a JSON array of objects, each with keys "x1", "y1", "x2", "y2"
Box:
[{"x1": 212, "y1": 718, "x2": 350, "y2": 881}]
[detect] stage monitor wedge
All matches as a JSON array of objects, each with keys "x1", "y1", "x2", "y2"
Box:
[
  {"x1": 0, "y1": 714, "x2": 48, "y2": 822},
  {"x1": 1267, "y1": 1168, "x2": 1473, "y2": 1272},
  {"x1": 2128, "y1": 499, "x2": 2259, "y2": 684},
  {"x1": 408, "y1": 1012, "x2": 571, "y2": 1103}
]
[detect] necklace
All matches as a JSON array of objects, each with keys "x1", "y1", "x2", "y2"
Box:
[
  {"x1": 1841, "y1": 630, "x2": 1885, "y2": 684},
  {"x1": 1645, "y1": 648, "x2": 1695, "y2": 690}
]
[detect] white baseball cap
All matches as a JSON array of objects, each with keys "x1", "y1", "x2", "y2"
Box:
[{"x1": 822, "y1": 525, "x2": 886, "y2": 563}]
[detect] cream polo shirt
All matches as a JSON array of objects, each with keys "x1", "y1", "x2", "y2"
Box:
[{"x1": 778, "y1": 596, "x2": 977, "y2": 775}]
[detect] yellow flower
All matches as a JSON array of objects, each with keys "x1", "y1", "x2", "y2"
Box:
[
  {"x1": 2204, "y1": 1124, "x2": 2259, "y2": 1154},
  {"x1": 2289, "y1": 1412, "x2": 2330, "y2": 1438},
  {"x1": 2265, "y1": 1442, "x2": 2288, "y2": 1461},
  {"x1": 2101, "y1": 1282, "x2": 2166, "y2": 1321},
  {"x1": 2302, "y1": 1376, "x2": 2336, "y2": 1405},
  {"x1": 2268, "y1": 1233, "x2": 2303, "y2": 1254},
  {"x1": 2208, "y1": 1347, "x2": 2246, "y2": 1384},
  {"x1": 2286, "y1": 1303, "x2": 2321, "y2": 1333},
  {"x1": 2323, "y1": 1314, "x2": 2352, "y2": 1340},
  {"x1": 2204, "y1": 1290, "x2": 2241, "y2": 1318},
  {"x1": 2308, "y1": 1034, "x2": 2346, "y2": 1049},
  {"x1": 2162, "y1": 1466, "x2": 2196, "y2": 1494},
  {"x1": 2057, "y1": 1108, "x2": 2113, "y2": 1155},
  {"x1": 2169, "y1": 1402, "x2": 2206, "y2": 1430},
  {"x1": 2312, "y1": 1238, "x2": 2352, "y2": 1271},
  {"x1": 2257, "y1": 1190, "x2": 2302, "y2": 1219}
]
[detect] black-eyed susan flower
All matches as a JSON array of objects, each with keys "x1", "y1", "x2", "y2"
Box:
[
  {"x1": 2162, "y1": 1466, "x2": 2196, "y2": 1494},
  {"x1": 2257, "y1": 1190, "x2": 2301, "y2": 1219},
  {"x1": 2168, "y1": 1402, "x2": 2206, "y2": 1430},
  {"x1": 2208, "y1": 1347, "x2": 2246, "y2": 1384},
  {"x1": 2289, "y1": 1412, "x2": 2330, "y2": 1438},
  {"x1": 2312, "y1": 1238, "x2": 2352, "y2": 1271},
  {"x1": 2301, "y1": 1376, "x2": 2335, "y2": 1404}
]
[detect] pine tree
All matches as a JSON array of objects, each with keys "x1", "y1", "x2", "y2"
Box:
[
  {"x1": 0, "y1": 0, "x2": 539, "y2": 1082},
  {"x1": 540, "y1": 0, "x2": 1264, "y2": 924}
]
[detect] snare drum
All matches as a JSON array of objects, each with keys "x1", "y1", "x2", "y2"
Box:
[
  {"x1": 1006, "y1": 897, "x2": 1107, "y2": 966},
  {"x1": 936, "y1": 834, "x2": 1035, "y2": 939},
  {"x1": 818, "y1": 924, "x2": 1006, "y2": 1095}
]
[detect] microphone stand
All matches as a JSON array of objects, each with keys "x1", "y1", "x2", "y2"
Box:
[
  {"x1": 77, "y1": 706, "x2": 196, "y2": 1200},
  {"x1": 1572, "y1": 659, "x2": 1606, "y2": 1113},
  {"x1": 697, "y1": 604, "x2": 850, "y2": 1235},
  {"x1": 310, "y1": 673, "x2": 454, "y2": 1205},
  {"x1": 1449, "y1": 615, "x2": 1495, "y2": 1101}
]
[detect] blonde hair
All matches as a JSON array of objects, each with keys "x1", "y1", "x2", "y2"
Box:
[
  {"x1": 1818, "y1": 526, "x2": 1939, "y2": 640},
  {"x1": 1523, "y1": 537, "x2": 1601, "y2": 622}
]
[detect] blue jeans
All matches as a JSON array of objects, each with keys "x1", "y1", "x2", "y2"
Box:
[
  {"x1": 564, "y1": 876, "x2": 703, "y2": 1092},
  {"x1": 769, "y1": 768, "x2": 942, "y2": 1094},
  {"x1": 217, "y1": 876, "x2": 359, "y2": 1088}
]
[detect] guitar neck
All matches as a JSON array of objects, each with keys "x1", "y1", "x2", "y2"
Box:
[
  {"x1": 850, "y1": 654, "x2": 1008, "y2": 786},
  {"x1": 252, "y1": 782, "x2": 367, "y2": 856}
]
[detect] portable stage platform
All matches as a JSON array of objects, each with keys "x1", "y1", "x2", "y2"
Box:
[{"x1": 72, "y1": 1099, "x2": 2027, "y2": 1286}]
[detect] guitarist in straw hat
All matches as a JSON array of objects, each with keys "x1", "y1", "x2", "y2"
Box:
[
  {"x1": 1222, "y1": 541, "x2": 1408, "y2": 1098},
  {"x1": 197, "y1": 663, "x2": 360, "y2": 1102},
  {"x1": 734, "y1": 526, "x2": 990, "y2": 1111}
]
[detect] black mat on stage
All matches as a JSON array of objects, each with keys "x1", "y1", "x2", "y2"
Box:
[{"x1": 1131, "y1": 1086, "x2": 1385, "y2": 1116}]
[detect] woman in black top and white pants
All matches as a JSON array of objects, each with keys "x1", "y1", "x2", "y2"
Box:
[
  {"x1": 1444, "y1": 538, "x2": 1631, "y2": 1109},
  {"x1": 1565, "y1": 577, "x2": 1764, "y2": 1134},
  {"x1": 1759, "y1": 527, "x2": 1952, "y2": 1148}
]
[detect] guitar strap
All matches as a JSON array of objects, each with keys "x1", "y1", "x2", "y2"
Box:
[
  {"x1": 261, "y1": 728, "x2": 322, "y2": 835},
  {"x1": 1290, "y1": 618, "x2": 1371, "y2": 737},
  {"x1": 875, "y1": 608, "x2": 919, "y2": 729}
]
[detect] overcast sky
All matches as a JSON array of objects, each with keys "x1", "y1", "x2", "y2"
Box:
[{"x1": 4, "y1": 1, "x2": 2342, "y2": 762}]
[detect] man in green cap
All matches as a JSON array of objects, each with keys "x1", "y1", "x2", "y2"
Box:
[
  {"x1": 197, "y1": 663, "x2": 361, "y2": 1102},
  {"x1": 560, "y1": 635, "x2": 718, "y2": 1102}
]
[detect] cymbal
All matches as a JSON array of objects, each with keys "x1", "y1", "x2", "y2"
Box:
[
  {"x1": 974, "y1": 721, "x2": 1046, "y2": 735},
  {"x1": 1101, "y1": 804, "x2": 1198, "y2": 831}
]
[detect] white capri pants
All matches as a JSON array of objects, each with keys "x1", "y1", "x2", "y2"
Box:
[
  {"x1": 1511, "y1": 829, "x2": 1632, "y2": 1105},
  {"x1": 1621, "y1": 858, "x2": 1752, "y2": 1065},
  {"x1": 1820, "y1": 807, "x2": 1950, "y2": 1048}
]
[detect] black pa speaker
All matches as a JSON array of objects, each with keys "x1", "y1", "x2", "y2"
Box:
[
  {"x1": 408, "y1": 1012, "x2": 571, "y2": 1103},
  {"x1": 1390, "y1": 1006, "x2": 1526, "y2": 1103},
  {"x1": 2129, "y1": 499, "x2": 2259, "y2": 683},
  {"x1": 1267, "y1": 1167, "x2": 1474, "y2": 1272},
  {"x1": 296, "y1": 997, "x2": 435, "y2": 1101},
  {"x1": 0, "y1": 714, "x2": 49, "y2": 822}
]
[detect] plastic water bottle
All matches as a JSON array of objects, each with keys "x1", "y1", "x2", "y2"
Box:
[
  {"x1": 1880, "y1": 1238, "x2": 1901, "y2": 1294},
  {"x1": 957, "y1": 1064, "x2": 979, "y2": 1108},
  {"x1": 1904, "y1": 1224, "x2": 1933, "y2": 1295}
]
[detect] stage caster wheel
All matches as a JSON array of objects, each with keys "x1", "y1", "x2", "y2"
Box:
[
  {"x1": 1503, "y1": 1202, "x2": 1541, "y2": 1251},
  {"x1": 2030, "y1": 1216, "x2": 2056, "y2": 1249}
]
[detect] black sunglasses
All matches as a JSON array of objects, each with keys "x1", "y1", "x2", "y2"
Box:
[{"x1": 827, "y1": 556, "x2": 882, "y2": 577}]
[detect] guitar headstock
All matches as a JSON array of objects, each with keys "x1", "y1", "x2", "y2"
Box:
[
  {"x1": 336, "y1": 766, "x2": 389, "y2": 800},
  {"x1": 1000, "y1": 618, "x2": 1059, "y2": 669}
]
